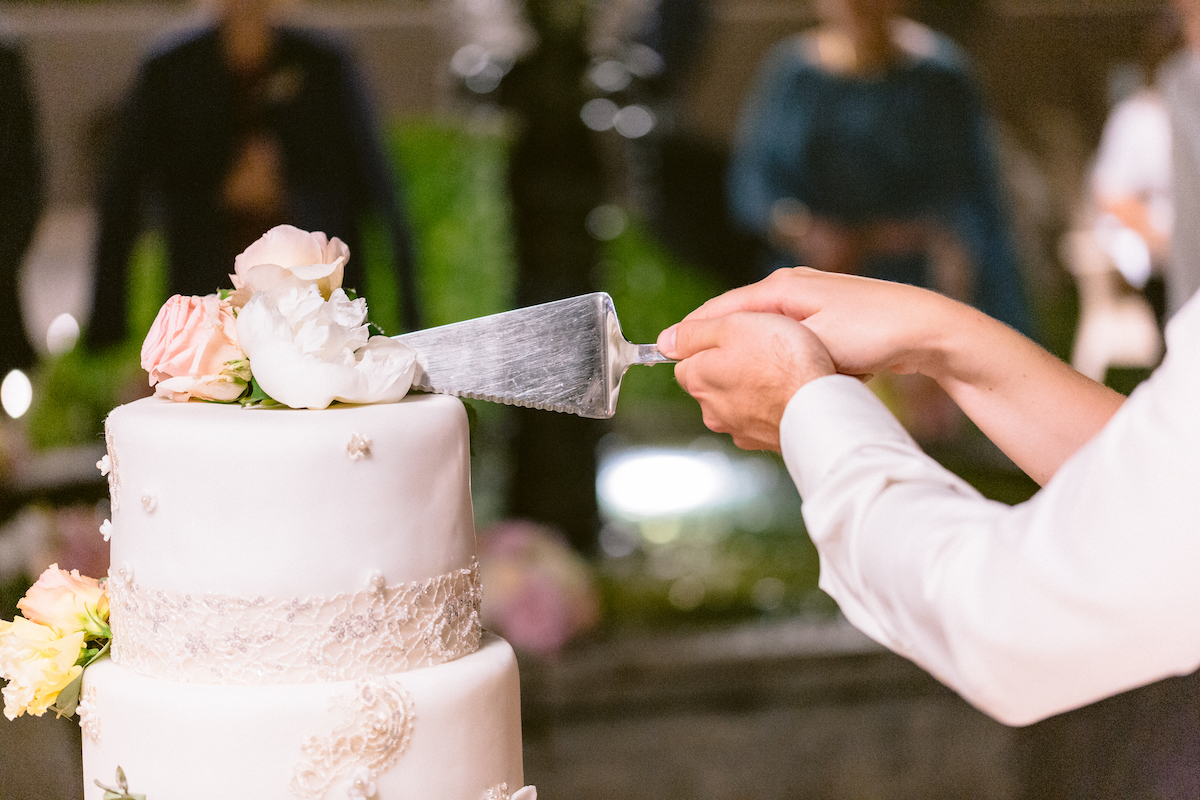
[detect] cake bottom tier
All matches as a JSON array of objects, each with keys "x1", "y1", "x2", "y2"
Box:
[{"x1": 80, "y1": 634, "x2": 527, "y2": 800}]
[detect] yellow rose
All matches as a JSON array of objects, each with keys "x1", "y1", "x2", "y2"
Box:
[
  {"x1": 0, "y1": 617, "x2": 85, "y2": 720},
  {"x1": 17, "y1": 563, "x2": 110, "y2": 639}
]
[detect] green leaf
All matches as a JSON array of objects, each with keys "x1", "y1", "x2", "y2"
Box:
[
  {"x1": 241, "y1": 378, "x2": 280, "y2": 408},
  {"x1": 96, "y1": 766, "x2": 147, "y2": 800},
  {"x1": 51, "y1": 672, "x2": 83, "y2": 718}
]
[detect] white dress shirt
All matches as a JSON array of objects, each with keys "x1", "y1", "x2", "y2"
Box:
[{"x1": 779, "y1": 294, "x2": 1200, "y2": 726}]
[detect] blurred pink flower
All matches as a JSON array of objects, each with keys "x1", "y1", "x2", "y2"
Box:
[{"x1": 478, "y1": 520, "x2": 601, "y2": 657}]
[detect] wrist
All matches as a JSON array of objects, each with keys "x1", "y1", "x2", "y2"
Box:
[{"x1": 907, "y1": 292, "x2": 984, "y2": 386}]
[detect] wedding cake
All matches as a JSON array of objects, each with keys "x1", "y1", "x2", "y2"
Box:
[
  {"x1": 49, "y1": 226, "x2": 531, "y2": 799},
  {"x1": 79, "y1": 391, "x2": 534, "y2": 799}
]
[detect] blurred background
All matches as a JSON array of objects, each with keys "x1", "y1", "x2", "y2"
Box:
[{"x1": 0, "y1": 0, "x2": 1188, "y2": 798}]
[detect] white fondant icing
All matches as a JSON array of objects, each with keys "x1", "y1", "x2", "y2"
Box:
[
  {"x1": 102, "y1": 395, "x2": 477, "y2": 596},
  {"x1": 83, "y1": 394, "x2": 531, "y2": 799},
  {"x1": 81, "y1": 636, "x2": 525, "y2": 800},
  {"x1": 103, "y1": 424, "x2": 120, "y2": 511}
]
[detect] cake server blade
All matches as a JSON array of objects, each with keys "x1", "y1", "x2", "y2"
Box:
[{"x1": 394, "y1": 292, "x2": 673, "y2": 419}]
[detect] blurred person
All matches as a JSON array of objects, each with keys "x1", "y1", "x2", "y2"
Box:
[
  {"x1": 1162, "y1": 0, "x2": 1200, "y2": 318},
  {"x1": 1090, "y1": 73, "x2": 1171, "y2": 321},
  {"x1": 0, "y1": 38, "x2": 44, "y2": 378},
  {"x1": 83, "y1": 0, "x2": 421, "y2": 351},
  {"x1": 657, "y1": 265, "x2": 1200, "y2": 768},
  {"x1": 728, "y1": 0, "x2": 1033, "y2": 337},
  {"x1": 1087, "y1": 9, "x2": 1184, "y2": 330}
]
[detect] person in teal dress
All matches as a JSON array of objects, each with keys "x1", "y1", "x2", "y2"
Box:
[{"x1": 728, "y1": 0, "x2": 1033, "y2": 336}]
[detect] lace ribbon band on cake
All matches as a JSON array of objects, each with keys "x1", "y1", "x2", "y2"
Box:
[{"x1": 107, "y1": 561, "x2": 482, "y2": 684}]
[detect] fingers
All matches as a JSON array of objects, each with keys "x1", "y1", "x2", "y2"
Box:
[
  {"x1": 665, "y1": 312, "x2": 837, "y2": 452},
  {"x1": 658, "y1": 274, "x2": 798, "y2": 358},
  {"x1": 681, "y1": 269, "x2": 805, "y2": 323}
]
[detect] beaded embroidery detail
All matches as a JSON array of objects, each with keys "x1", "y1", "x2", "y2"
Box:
[
  {"x1": 107, "y1": 562, "x2": 481, "y2": 684},
  {"x1": 290, "y1": 677, "x2": 414, "y2": 800}
]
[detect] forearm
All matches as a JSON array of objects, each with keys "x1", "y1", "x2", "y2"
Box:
[{"x1": 921, "y1": 299, "x2": 1125, "y2": 484}]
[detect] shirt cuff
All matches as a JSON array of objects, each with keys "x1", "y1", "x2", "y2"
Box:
[{"x1": 779, "y1": 374, "x2": 917, "y2": 499}]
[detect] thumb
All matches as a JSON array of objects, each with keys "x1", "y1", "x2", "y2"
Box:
[{"x1": 660, "y1": 316, "x2": 727, "y2": 360}]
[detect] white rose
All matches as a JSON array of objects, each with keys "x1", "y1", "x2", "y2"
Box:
[
  {"x1": 236, "y1": 284, "x2": 417, "y2": 410},
  {"x1": 229, "y1": 224, "x2": 350, "y2": 307}
]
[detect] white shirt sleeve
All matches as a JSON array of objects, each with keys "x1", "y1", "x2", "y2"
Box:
[{"x1": 779, "y1": 297, "x2": 1200, "y2": 726}]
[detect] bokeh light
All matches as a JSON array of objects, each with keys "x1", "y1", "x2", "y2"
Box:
[{"x1": 2, "y1": 370, "x2": 33, "y2": 419}]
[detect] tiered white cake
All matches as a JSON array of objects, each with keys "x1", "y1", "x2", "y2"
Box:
[{"x1": 80, "y1": 393, "x2": 531, "y2": 800}]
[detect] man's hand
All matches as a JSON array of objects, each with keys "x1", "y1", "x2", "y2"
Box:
[{"x1": 658, "y1": 311, "x2": 835, "y2": 451}]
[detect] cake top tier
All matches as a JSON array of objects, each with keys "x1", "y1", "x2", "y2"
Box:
[
  {"x1": 104, "y1": 393, "x2": 477, "y2": 597},
  {"x1": 102, "y1": 393, "x2": 482, "y2": 683}
]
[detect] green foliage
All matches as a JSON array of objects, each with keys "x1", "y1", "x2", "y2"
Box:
[
  {"x1": 26, "y1": 344, "x2": 142, "y2": 451},
  {"x1": 387, "y1": 116, "x2": 517, "y2": 327},
  {"x1": 600, "y1": 217, "x2": 723, "y2": 417},
  {"x1": 597, "y1": 517, "x2": 833, "y2": 630}
]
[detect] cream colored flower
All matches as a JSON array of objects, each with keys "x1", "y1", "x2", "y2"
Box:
[
  {"x1": 0, "y1": 617, "x2": 85, "y2": 720},
  {"x1": 235, "y1": 284, "x2": 416, "y2": 409},
  {"x1": 230, "y1": 224, "x2": 348, "y2": 307}
]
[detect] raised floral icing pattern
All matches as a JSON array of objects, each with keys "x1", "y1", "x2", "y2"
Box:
[
  {"x1": 77, "y1": 684, "x2": 101, "y2": 742},
  {"x1": 107, "y1": 562, "x2": 481, "y2": 684},
  {"x1": 485, "y1": 783, "x2": 538, "y2": 800},
  {"x1": 102, "y1": 421, "x2": 121, "y2": 512},
  {"x1": 290, "y1": 677, "x2": 414, "y2": 800}
]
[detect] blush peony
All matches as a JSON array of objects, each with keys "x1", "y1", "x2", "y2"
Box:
[
  {"x1": 230, "y1": 224, "x2": 349, "y2": 306},
  {"x1": 17, "y1": 564, "x2": 110, "y2": 639},
  {"x1": 235, "y1": 283, "x2": 417, "y2": 409},
  {"x1": 141, "y1": 294, "x2": 249, "y2": 402}
]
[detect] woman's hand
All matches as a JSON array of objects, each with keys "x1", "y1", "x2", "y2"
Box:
[{"x1": 667, "y1": 268, "x2": 951, "y2": 380}]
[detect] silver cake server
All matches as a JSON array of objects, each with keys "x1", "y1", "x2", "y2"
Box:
[{"x1": 394, "y1": 292, "x2": 674, "y2": 419}]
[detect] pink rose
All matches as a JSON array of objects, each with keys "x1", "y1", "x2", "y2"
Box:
[
  {"x1": 230, "y1": 224, "x2": 348, "y2": 306},
  {"x1": 141, "y1": 294, "x2": 249, "y2": 402},
  {"x1": 17, "y1": 564, "x2": 110, "y2": 639}
]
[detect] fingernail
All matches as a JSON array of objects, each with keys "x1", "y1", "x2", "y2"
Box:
[{"x1": 657, "y1": 325, "x2": 677, "y2": 356}]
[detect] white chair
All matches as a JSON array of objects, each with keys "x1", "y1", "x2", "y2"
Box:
[{"x1": 1060, "y1": 228, "x2": 1162, "y2": 383}]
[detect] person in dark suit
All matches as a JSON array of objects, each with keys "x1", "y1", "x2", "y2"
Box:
[
  {"x1": 0, "y1": 38, "x2": 44, "y2": 377},
  {"x1": 84, "y1": 0, "x2": 421, "y2": 350}
]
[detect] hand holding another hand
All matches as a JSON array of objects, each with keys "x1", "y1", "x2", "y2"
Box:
[
  {"x1": 658, "y1": 310, "x2": 835, "y2": 451},
  {"x1": 661, "y1": 266, "x2": 1124, "y2": 482}
]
